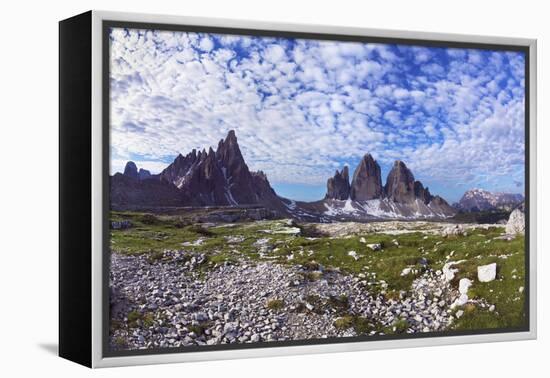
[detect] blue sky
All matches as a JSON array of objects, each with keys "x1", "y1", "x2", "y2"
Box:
[{"x1": 109, "y1": 28, "x2": 526, "y2": 203}]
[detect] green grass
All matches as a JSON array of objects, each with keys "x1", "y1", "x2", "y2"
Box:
[
  {"x1": 110, "y1": 211, "x2": 526, "y2": 331},
  {"x1": 126, "y1": 310, "x2": 155, "y2": 328},
  {"x1": 334, "y1": 314, "x2": 374, "y2": 334},
  {"x1": 188, "y1": 322, "x2": 212, "y2": 336}
]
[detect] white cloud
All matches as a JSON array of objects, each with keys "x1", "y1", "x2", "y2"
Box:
[
  {"x1": 198, "y1": 36, "x2": 214, "y2": 52},
  {"x1": 108, "y1": 28, "x2": 525, "y2": 196}
]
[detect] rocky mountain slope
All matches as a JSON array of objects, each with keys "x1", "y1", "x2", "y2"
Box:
[{"x1": 454, "y1": 188, "x2": 524, "y2": 212}]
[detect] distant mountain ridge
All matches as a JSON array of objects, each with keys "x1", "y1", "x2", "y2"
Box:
[
  {"x1": 110, "y1": 130, "x2": 455, "y2": 220},
  {"x1": 454, "y1": 188, "x2": 524, "y2": 212}
]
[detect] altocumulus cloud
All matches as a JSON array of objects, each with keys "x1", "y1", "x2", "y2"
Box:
[{"x1": 109, "y1": 27, "x2": 525, "y2": 200}]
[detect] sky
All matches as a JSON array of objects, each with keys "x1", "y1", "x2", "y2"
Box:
[{"x1": 109, "y1": 27, "x2": 526, "y2": 203}]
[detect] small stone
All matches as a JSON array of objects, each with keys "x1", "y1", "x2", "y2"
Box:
[
  {"x1": 489, "y1": 305, "x2": 495, "y2": 312},
  {"x1": 456, "y1": 310, "x2": 464, "y2": 318},
  {"x1": 194, "y1": 312, "x2": 208, "y2": 322},
  {"x1": 367, "y1": 243, "x2": 382, "y2": 251}
]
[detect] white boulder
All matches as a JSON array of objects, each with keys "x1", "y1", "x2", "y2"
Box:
[
  {"x1": 477, "y1": 263, "x2": 497, "y2": 282},
  {"x1": 459, "y1": 278, "x2": 472, "y2": 294},
  {"x1": 505, "y1": 208, "x2": 525, "y2": 235}
]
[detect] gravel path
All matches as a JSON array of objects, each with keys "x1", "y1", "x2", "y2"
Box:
[{"x1": 110, "y1": 250, "x2": 461, "y2": 350}]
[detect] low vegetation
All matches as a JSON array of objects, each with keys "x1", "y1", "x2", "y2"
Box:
[{"x1": 266, "y1": 299, "x2": 285, "y2": 311}]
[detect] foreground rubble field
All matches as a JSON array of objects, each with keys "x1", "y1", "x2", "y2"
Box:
[{"x1": 109, "y1": 211, "x2": 526, "y2": 350}]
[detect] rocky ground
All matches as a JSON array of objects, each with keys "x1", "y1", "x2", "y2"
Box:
[
  {"x1": 109, "y1": 214, "x2": 526, "y2": 351},
  {"x1": 110, "y1": 250, "x2": 465, "y2": 350}
]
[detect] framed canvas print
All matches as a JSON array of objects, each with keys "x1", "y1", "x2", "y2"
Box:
[{"x1": 59, "y1": 10, "x2": 537, "y2": 368}]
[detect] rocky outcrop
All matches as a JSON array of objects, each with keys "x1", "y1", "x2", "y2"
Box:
[
  {"x1": 414, "y1": 181, "x2": 432, "y2": 204},
  {"x1": 315, "y1": 156, "x2": 455, "y2": 220},
  {"x1": 350, "y1": 154, "x2": 383, "y2": 201},
  {"x1": 159, "y1": 150, "x2": 201, "y2": 188},
  {"x1": 505, "y1": 208, "x2": 525, "y2": 235},
  {"x1": 384, "y1": 161, "x2": 416, "y2": 203},
  {"x1": 123, "y1": 161, "x2": 139, "y2": 180},
  {"x1": 326, "y1": 167, "x2": 351, "y2": 200},
  {"x1": 138, "y1": 168, "x2": 151, "y2": 180}
]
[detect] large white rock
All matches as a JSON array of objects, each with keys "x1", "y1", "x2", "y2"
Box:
[
  {"x1": 459, "y1": 278, "x2": 472, "y2": 294},
  {"x1": 477, "y1": 263, "x2": 497, "y2": 282},
  {"x1": 505, "y1": 209, "x2": 525, "y2": 235}
]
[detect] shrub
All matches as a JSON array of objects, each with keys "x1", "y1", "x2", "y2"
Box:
[
  {"x1": 327, "y1": 295, "x2": 349, "y2": 313},
  {"x1": 127, "y1": 310, "x2": 156, "y2": 328},
  {"x1": 188, "y1": 224, "x2": 213, "y2": 237},
  {"x1": 147, "y1": 250, "x2": 165, "y2": 263},
  {"x1": 334, "y1": 315, "x2": 354, "y2": 330},
  {"x1": 139, "y1": 213, "x2": 159, "y2": 225},
  {"x1": 392, "y1": 318, "x2": 409, "y2": 334},
  {"x1": 333, "y1": 314, "x2": 372, "y2": 334},
  {"x1": 188, "y1": 322, "x2": 212, "y2": 336},
  {"x1": 127, "y1": 310, "x2": 141, "y2": 327},
  {"x1": 174, "y1": 218, "x2": 190, "y2": 228},
  {"x1": 266, "y1": 299, "x2": 284, "y2": 311}
]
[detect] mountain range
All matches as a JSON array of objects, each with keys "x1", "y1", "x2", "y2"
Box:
[
  {"x1": 454, "y1": 188, "x2": 524, "y2": 212},
  {"x1": 110, "y1": 130, "x2": 456, "y2": 220}
]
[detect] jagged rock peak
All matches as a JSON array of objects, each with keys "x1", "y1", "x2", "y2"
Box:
[
  {"x1": 138, "y1": 168, "x2": 151, "y2": 180},
  {"x1": 350, "y1": 153, "x2": 383, "y2": 201},
  {"x1": 384, "y1": 160, "x2": 416, "y2": 203},
  {"x1": 123, "y1": 161, "x2": 139, "y2": 179},
  {"x1": 253, "y1": 170, "x2": 268, "y2": 180},
  {"x1": 326, "y1": 166, "x2": 351, "y2": 200},
  {"x1": 217, "y1": 130, "x2": 245, "y2": 166},
  {"x1": 414, "y1": 180, "x2": 432, "y2": 204}
]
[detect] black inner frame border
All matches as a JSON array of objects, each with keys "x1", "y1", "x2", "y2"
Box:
[{"x1": 102, "y1": 19, "x2": 531, "y2": 359}]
